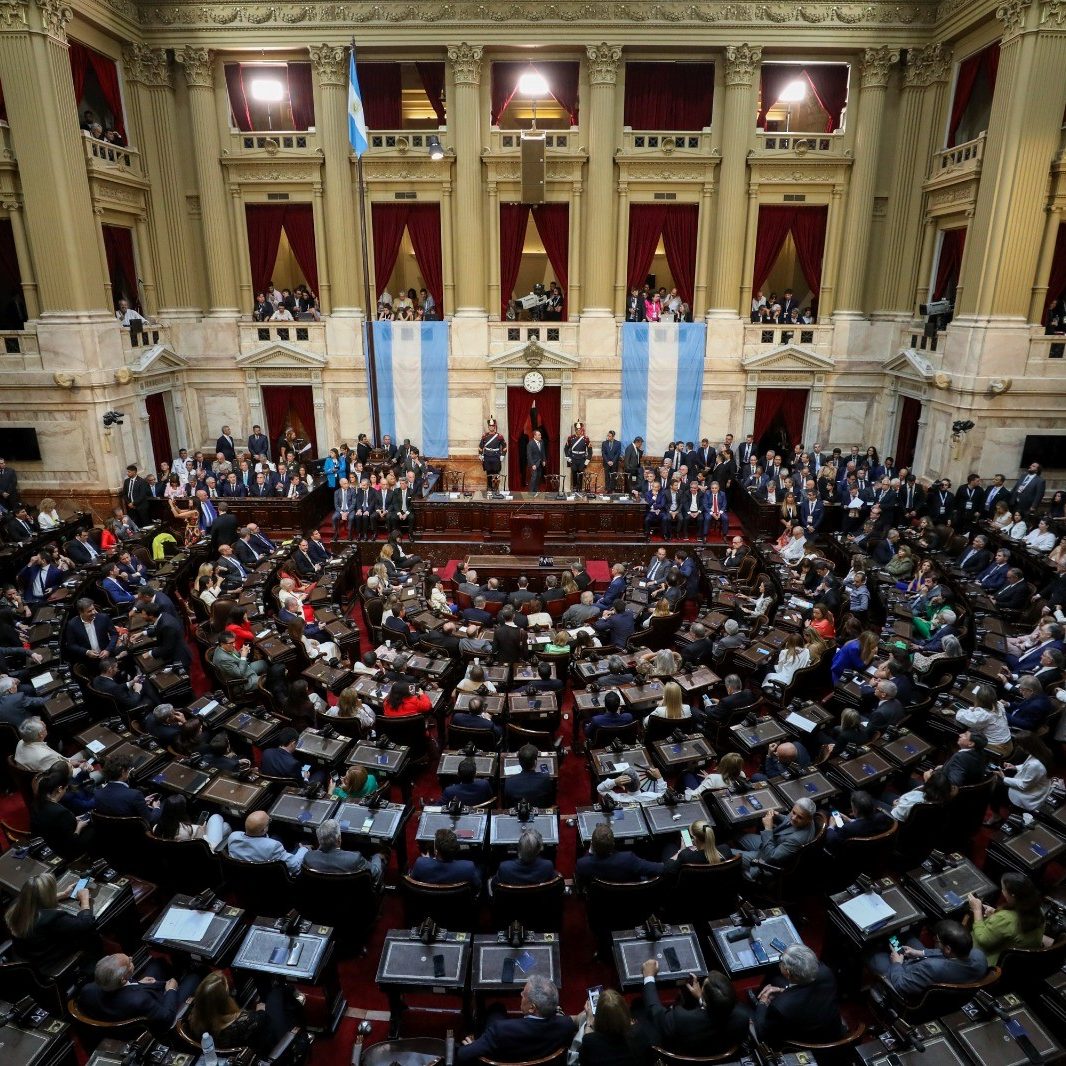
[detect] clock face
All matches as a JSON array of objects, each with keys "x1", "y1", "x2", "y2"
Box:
[{"x1": 523, "y1": 370, "x2": 545, "y2": 394}]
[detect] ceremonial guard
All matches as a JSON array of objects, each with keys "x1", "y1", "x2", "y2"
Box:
[
  {"x1": 478, "y1": 419, "x2": 507, "y2": 489},
  {"x1": 564, "y1": 422, "x2": 591, "y2": 491}
]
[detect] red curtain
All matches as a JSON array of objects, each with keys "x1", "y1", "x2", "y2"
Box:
[
  {"x1": 69, "y1": 43, "x2": 126, "y2": 137},
  {"x1": 752, "y1": 206, "x2": 797, "y2": 293},
  {"x1": 507, "y1": 385, "x2": 561, "y2": 488},
  {"x1": 288, "y1": 63, "x2": 314, "y2": 131},
  {"x1": 224, "y1": 65, "x2": 252, "y2": 130},
  {"x1": 144, "y1": 392, "x2": 172, "y2": 472},
  {"x1": 661, "y1": 204, "x2": 699, "y2": 307},
  {"x1": 406, "y1": 203, "x2": 444, "y2": 313},
  {"x1": 68, "y1": 42, "x2": 91, "y2": 121},
  {"x1": 0, "y1": 219, "x2": 20, "y2": 298},
  {"x1": 245, "y1": 204, "x2": 288, "y2": 295},
  {"x1": 531, "y1": 204, "x2": 569, "y2": 320},
  {"x1": 947, "y1": 43, "x2": 999, "y2": 147},
  {"x1": 357, "y1": 63, "x2": 402, "y2": 129},
  {"x1": 371, "y1": 203, "x2": 411, "y2": 300},
  {"x1": 260, "y1": 386, "x2": 292, "y2": 454},
  {"x1": 623, "y1": 63, "x2": 714, "y2": 130},
  {"x1": 1044, "y1": 223, "x2": 1066, "y2": 323},
  {"x1": 626, "y1": 204, "x2": 668, "y2": 291},
  {"x1": 803, "y1": 66, "x2": 849, "y2": 133},
  {"x1": 280, "y1": 204, "x2": 319, "y2": 296},
  {"x1": 791, "y1": 206, "x2": 828, "y2": 295},
  {"x1": 491, "y1": 62, "x2": 580, "y2": 125},
  {"x1": 757, "y1": 64, "x2": 801, "y2": 128},
  {"x1": 102, "y1": 224, "x2": 138, "y2": 308},
  {"x1": 933, "y1": 227, "x2": 967, "y2": 300},
  {"x1": 261, "y1": 385, "x2": 318, "y2": 458},
  {"x1": 416, "y1": 62, "x2": 447, "y2": 125},
  {"x1": 499, "y1": 203, "x2": 530, "y2": 316},
  {"x1": 895, "y1": 395, "x2": 922, "y2": 470},
  {"x1": 753, "y1": 389, "x2": 808, "y2": 453}
]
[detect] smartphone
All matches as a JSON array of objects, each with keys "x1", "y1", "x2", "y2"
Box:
[
  {"x1": 750, "y1": 939, "x2": 769, "y2": 965},
  {"x1": 680, "y1": 828, "x2": 693, "y2": 848},
  {"x1": 748, "y1": 796, "x2": 763, "y2": 811},
  {"x1": 587, "y1": 985, "x2": 603, "y2": 1012},
  {"x1": 663, "y1": 946, "x2": 681, "y2": 971},
  {"x1": 501, "y1": 957, "x2": 516, "y2": 983},
  {"x1": 1004, "y1": 1018, "x2": 1027, "y2": 1039},
  {"x1": 769, "y1": 937, "x2": 788, "y2": 954},
  {"x1": 804, "y1": 782, "x2": 818, "y2": 794},
  {"x1": 944, "y1": 889, "x2": 964, "y2": 908},
  {"x1": 432, "y1": 953, "x2": 446, "y2": 979},
  {"x1": 888, "y1": 935, "x2": 902, "y2": 953},
  {"x1": 70, "y1": 877, "x2": 90, "y2": 898}
]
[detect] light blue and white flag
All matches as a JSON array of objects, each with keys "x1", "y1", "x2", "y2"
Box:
[
  {"x1": 370, "y1": 320, "x2": 449, "y2": 456},
  {"x1": 621, "y1": 321, "x2": 706, "y2": 455},
  {"x1": 348, "y1": 46, "x2": 369, "y2": 157}
]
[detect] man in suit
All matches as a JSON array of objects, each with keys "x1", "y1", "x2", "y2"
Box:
[
  {"x1": 1013, "y1": 463, "x2": 1046, "y2": 514},
  {"x1": 411, "y1": 827, "x2": 482, "y2": 892},
  {"x1": 954, "y1": 474, "x2": 984, "y2": 532},
  {"x1": 623, "y1": 436, "x2": 645, "y2": 491},
  {"x1": 78, "y1": 953, "x2": 196, "y2": 1028},
  {"x1": 897, "y1": 477, "x2": 925, "y2": 526},
  {"x1": 227, "y1": 810, "x2": 308, "y2": 875},
  {"x1": 95, "y1": 752, "x2": 161, "y2": 823},
  {"x1": 141, "y1": 601, "x2": 190, "y2": 670},
  {"x1": 328, "y1": 477, "x2": 354, "y2": 541},
  {"x1": 502, "y1": 744, "x2": 556, "y2": 807},
  {"x1": 1006, "y1": 622, "x2": 1064, "y2": 672},
  {"x1": 101, "y1": 562, "x2": 136, "y2": 606},
  {"x1": 303, "y1": 818, "x2": 384, "y2": 882},
  {"x1": 91, "y1": 658, "x2": 152, "y2": 714},
  {"x1": 862, "y1": 680, "x2": 905, "y2": 738},
  {"x1": 494, "y1": 827, "x2": 556, "y2": 886},
  {"x1": 63, "y1": 598, "x2": 120, "y2": 663},
  {"x1": 118, "y1": 464, "x2": 153, "y2": 526},
  {"x1": 1006, "y1": 675, "x2": 1054, "y2": 731},
  {"x1": 983, "y1": 473, "x2": 1011, "y2": 516},
  {"x1": 575, "y1": 823, "x2": 663, "y2": 885},
  {"x1": 700, "y1": 480, "x2": 729, "y2": 541},
  {"x1": 220, "y1": 472, "x2": 247, "y2": 498},
  {"x1": 736, "y1": 434, "x2": 755, "y2": 467},
  {"x1": 233, "y1": 526, "x2": 264, "y2": 569},
  {"x1": 927, "y1": 480, "x2": 955, "y2": 525},
  {"x1": 675, "y1": 549, "x2": 699, "y2": 599},
  {"x1": 491, "y1": 605, "x2": 527, "y2": 663},
  {"x1": 735, "y1": 800, "x2": 817, "y2": 882},
  {"x1": 753, "y1": 945, "x2": 846, "y2": 1046},
  {"x1": 956, "y1": 534, "x2": 991, "y2": 574},
  {"x1": 442, "y1": 757, "x2": 494, "y2": 806},
  {"x1": 508, "y1": 576, "x2": 537, "y2": 608},
  {"x1": 938, "y1": 731, "x2": 991, "y2": 787},
  {"x1": 67, "y1": 528, "x2": 103, "y2": 566},
  {"x1": 389, "y1": 479, "x2": 415, "y2": 538},
  {"x1": 215, "y1": 543, "x2": 250, "y2": 591},
  {"x1": 17, "y1": 553, "x2": 63, "y2": 604},
  {"x1": 457, "y1": 976, "x2": 575, "y2": 1064},
  {"x1": 640, "y1": 963, "x2": 751, "y2": 1056},
  {"x1": 561, "y1": 590, "x2": 600, "y2": 628},
  {"x1": 215, "y1": 425, "x2": 237, "y2": 465},
  {"x1": 460, "y1": 596, "x2": 492, "y2": 628},
  {"x1": 867, "y1": 920, "x2": 988, "y2": 998},
  {"x1": 212, "y1": 630, "x2": 271, "y2": 693},
  {"x1": 594, "y1": 563, "x2": 628, "y2": 610},
  {"x1": 779, "y1": 288, "x2": 799, "y2": 319},
  {"x1": 526, "y1": 430, "x2": 545, "y2": 492},
  {"x1": 976, "y1": 548, "x2": 1011, "y2": 591},
  {"x1": 0, "y1": 457, "x2": 19, "y2": 510},
  {"x1": 0, "y1": 674, "x2": 48, "y2": 727},
  {"x1": 917, "y1": 610, "x2": 958, "y2": 653},
  {"x1": 247, "y1": 425, "x2": 271, "y2": 462},
  {"x1": 679, "y1": 622, "x2": 714, "y2": 667},
  {"x1": 584, "y1": 689, "x2": 634, "y2": 744},
  {"x1": 600, "y1": 430, "x2": 623, "y2": 490},
  {"x1": 208, "y1": 500, "x2": 238, "y2": 549},
  {"x1": 348, "y1": 476, "x2": 374, "y2": 541},
  {"x1": 825, "y1": 789, "x2": 892, "y2": 848},
  {"x1": 799, "y1": 489, "x2": 824, "y2": 536},
  {"x1": 594, "y1": 604, "x2": 635, "y2": 647},
  {"x1": 995, "y1": 568, "x2": 1030, "y2": 611},
  {"x1": 5, "y1": 506, "x2": 34, "y2": 542}
]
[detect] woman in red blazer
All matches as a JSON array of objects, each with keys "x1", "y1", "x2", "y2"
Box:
[{"x1": 382, "y1": 681, "x2": 432, "y2": 718}]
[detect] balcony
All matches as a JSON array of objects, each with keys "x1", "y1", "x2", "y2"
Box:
[
  {"x1": 0, "y1": 122, "x2": 13, "y2": 163},
  {"x1": 1027, "y1": 330, "x2": 1066, "y2": 369},
  {"x1": 931, "y1": 134, "x2": 985, "y2": 180},
  {"x1": 0, "y1": 328, "x2": 40, "y2": 364},
  {"x1": 366, "y1": 130, "x2": 448, "y2": 155},
  {"x1": 751, "y1": 131, "x2": 847, "y2": 158},
  {"x1": 489, "y1": 321, "x2": 578, "y2": 358},
  {"x1": 225, "y1": 130, "x2": 321, "y2": 158},
  {"x1": 742, "y1": 323, "x2": 832, "y2": 358},
  {"x1": 924, "y1": 135, "x2": 984, "y2": 213},
  {"x1": 120, "y1": 323, "x2": 169, "y2": 361},
  {"x1": 488, "y1": 129, "x2": 577, "y2": 154},
  {"x1": 239, "y1": 320, "x2": 327, "y2": 356},
  {"x1": 899, "y1": 322, "x2": 946, "y2": 354},
  {"x1": 82, "y1": 133, "x2": 143, "y2": 180},
  {"x1": 620, "y1": 128, "x2": 714, "y2": 155}
]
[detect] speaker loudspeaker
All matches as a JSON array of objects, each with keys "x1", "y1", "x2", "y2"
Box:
[{"x1": 521, "y1": 132, "x2": 546, "y2": 204}]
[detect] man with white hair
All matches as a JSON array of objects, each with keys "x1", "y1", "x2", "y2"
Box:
[
  {"x1": 227, "y1": 810, "x2": 307, "y2": 875},
  {"x1": 753, "y1": 944, "x2": 845, "y2": 1045},
  {"x1": 303, "y1": 818, "x2": 384, "y2": 882},
  {"x1": 78, "y1": 952, "x2": 197, "y2": 1026},
  {"x1": 561, "y1": 590, "x2": 600, "y2": 628},
  {"x1": 0, "y1": 673, "x2": 47, "y2": 727},
  {"x1": 712, "y1": 618, "x2": 747, "y2": 658},
  {"x1": 14, "y1": 716, "x2": 96, "y2": 778},
  {"x1": 735, "y1": 800, "x2": 818, "y2": 882},
  {"x1": 779, "y1": 526, "x2": 807, "y2": 565}
]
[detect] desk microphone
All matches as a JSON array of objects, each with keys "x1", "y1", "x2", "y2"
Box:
[
  {"x1": 0, "y1": 996, "x2": 35, "y2": 1027},
  {"x1": 447, "y1": 796, "x2": 464, "y2": 817},
  {"x1": 120, "y1": 1032, "x2": 154, "y2": 1066},
  {"x1": 515, "y1": 799, "x2": 532, "y2": 822},
  {"x1": 507, "y1": 920, "x2": 526, "y2": 947},
  {"x1": 418, "y1": 917, "x2": 439, "y2": 944}
]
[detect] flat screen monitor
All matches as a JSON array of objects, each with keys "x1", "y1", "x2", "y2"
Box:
[
  {"x1": 1020, "y1": 435, "x2": 1066, "y2": 469},
  {"x1": 0, "y1": 428, "x2": 41, "y2": 461}
]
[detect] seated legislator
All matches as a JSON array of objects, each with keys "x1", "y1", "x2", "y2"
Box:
[
  {"x1": 502, "y1": 743, "x2": 556, "y2": 807},
  {"x1": 575, "y1": 823, "x2": 663, "y2": 886},
  {"x1": 411, "y1": 827, "x2": 482, "y2": 893},
  {"x1": 442, "y1": 756, "x2": 494, "y2": 806},
  {"x1": 304, "y1": 818, "x2": 385, "y2": 883},
  {"x1": 95, "y1": 752, "x2": 162, "y2": 824},
  {"x1": 78, "y1": 952, "x2": 198, "y2": 1028},
  {"x1": 188, "y1": 970, "x2": 301, "y2": 1056},
  {"x1": 753, "y1": 945, "x2": 846, "y2": 1046},
  {"x1": 5, "y1": 872, "x2": 101, "y2": 971},
  {"x1": 735, "y1": 800, "x2": 817, "y2": 882},
  {"x1": 867, "y1": 919, "x2": 988, "y2": 998},
  {"x1": 226, "y1": 811, "x2": 308, "y2": 876},
  {"x1": 494, "y1": 827, "x2": 556, "y2": 888},
  {"x1": 639, "y1": 962, "x2": 751, "y2": 1055}
]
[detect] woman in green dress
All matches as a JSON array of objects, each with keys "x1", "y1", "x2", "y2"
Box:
[{"x1": 966, "y1": 872, "x2": 1045, "y2": 965}]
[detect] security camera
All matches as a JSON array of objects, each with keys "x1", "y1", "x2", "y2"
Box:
[
  {"x1": 951, "y1": 420, "x2": 975, "y2": 435},
  {"x1": 102, "y1": 410, "x2": 125, "y2": 427}
]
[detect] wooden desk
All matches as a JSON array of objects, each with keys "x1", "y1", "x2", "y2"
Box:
[{"x1": 462, "y1": 555, "x2": 584, "y2": 587}]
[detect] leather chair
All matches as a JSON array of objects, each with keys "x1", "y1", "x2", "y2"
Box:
[
  {"x1": 783, "y1": 1021, "x2": 867, "y2": 1065},
  {"x1": 660, "y1": 857, "x2": 743, "y2": 922},
  {"x1": 996, "y1": 935, "x2": 1066, "y2": 992},
  {"x1": 945, "y1": 776, "x2": 996, "y2": 848},
  {"x1": 204, "y1": 646, "x2": 259, "y2": 706},
  {"x1": 447, "y1": 720, "x2": 501, "y2": 751},
  {"x1": 174, "y1": 1015, "x2": 306, "y2": 1063},
  {"x1": 752, "y1": 814, "x2": 828, "y2": 905},
  {"x1": 893, "y1": 799, "x2": 950, "y2": 866},
  {"x1": 140, "y1": 832, "x2": 223, "y2": 894},
  {"x1": 826, "y1": 821, "x2": 899, "y2": 890},
  {"x1": 587, "y1": 719, "x2": 642, "y2": 747},
  {"x1": 66, "y1": 996, "x2": 151, "y2": 1050},
  {"x1": 491, "y1": 873, "x2": 565, "y2": 930},
  {"x1": 505, "y1": 722, "x2": 557, "y2": 752},
  {"x1": 651, "y1": 1046, "x2": 742, "y2": 1066},
  {"x1": 375, "y1": 713, "x2": 431, "y2": 767},
  {"x1": 400, "y1": 873, "x2": 480, "y2": 930},
  {"x1": 0, "y1": 941, "x2": 78, "y2": 1016},
  {"x1": 878, "y1": 965, "x2": 1002, "y2": 1022},
  {"x1": 218, "y1": 854, "x2": 296, "y2": 916},
  {"x1": 91, "y1": 812, "x2": 152, "y2": 874},
  {"x1": 5, "y1": 753, "x2": 37, "y2": 810},
  {"x1": 477, "y1": 1047, "x2": 568, "y2": 1066},
  {"x1": 584, "y1": 876, "x2": 663, "y2": 948},
  {"x1": 643, "y1": 714, "x2": 700, "y2": 743},
  {"x1": 296, "y1": 867, "x2": 381, "y2": 947},
  {"x1": 353, "y1": 1033, "x2": 450, "y2": 1066}
]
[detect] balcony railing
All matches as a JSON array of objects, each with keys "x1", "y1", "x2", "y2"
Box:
[
  {"x1": 489, "y1": 321, "x2": 578, "y2": 356},
  {"x1": 899, "y1": 323, "x2": 945, "y2": 353},
  {"x1": 620, "y1": 128, "x2": 713, "y2": 154},
  {"x1": 226, "y1": 130, "x2": 320, "y2": 157},
  {"x1": 82, "y1": 133, "x2": 142, "y2": 178},
  {"x1": 743, "y1": 323, "x2": 832, "y2": 350},
  {"x1": 366, "y1": 130, "x2": 447, "y2": 154},
  {"x1": 752, "y1": 131, "x2": 845, "y2": 156},
  {"x1": 932, "y1": 134, "x2": 985, "y2": 178},
  {"x1": 1028, "y1": 331, "x2": 1066, "y2": 364},
  {"x1": 120, "y1": 323, "x2": 168, "y2": 358},
  {"x1": 0, "y1": 329, "x2": 39, "y2": 357},
  {"x1": 488, "y1": 129, "x2": 577, "y2": 153},
  {"x1": 0, "y1": 121, "x2": 12, "y2": 161},
  {"x1": 240, "y1": 320, "x2": 326, "y2": 355}
]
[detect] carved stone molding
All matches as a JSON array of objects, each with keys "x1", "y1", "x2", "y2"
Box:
[
  {"x1": 996, "y1": 0, "x2": 1030, "y2": 37},
  {"x1": 447, "y1": 43, "x2": 483, "y2": 86},
  {"x1": 904, "y1": 42, "x2": 950, "y2": 86},
  {"x1": 586, "y1": 43, "x2": 622, "y2": 86},
  {"x1": 34, "y1": 0, "x2": 70, "y2": 41},
  {"x1": 222, "y1": 160, "x2": 323, "y2": 183},
  {"x1": 176, "y1": 47, "x2": 214, "y2": 89},
  {"x1": 0, "y1": 0, "x2": 28, "y2": 30},
  {"x1": 860, "y1": 46, "x2": 899, "y2": 89},
  {"x1": 1043, "y1": 0, "x2": 1066, "y2": 27},
  {"x1": 124, "y1": 44, "x2": 172, "y2": 89},
  {"x1": 308, "y1": 43, "x2": 346, "y2": 87},
  {"x1": 724, "y1": 44, "x2": 763, "y2": 87}
]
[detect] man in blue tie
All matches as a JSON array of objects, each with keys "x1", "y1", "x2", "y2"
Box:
[
  {"x1": 332, "y1": 477, "x2": 355, "y2": 540},
  {"x1": 594, "y1": 562, "x2": 627, "y2": 610},
  {"x1": 216, "y1": 543, "x2": 247, "y2": 591},
  {"x1": 976, "y1": 548, "x2": 1011, "y2": 591},
  {"x1": 600, "y1": 430, "x2": 622, "y2": 491},
  {"x1": 195, "y1": 489, "x2": 216, "y2": 531}
]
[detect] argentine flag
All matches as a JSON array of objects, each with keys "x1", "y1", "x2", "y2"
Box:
[
  {"x1": 348, "y1": 47, "x2": 369, "y2": 157},
  {"x1": 370, "y1": 320, "x2": 450, "y2": 456},
  {"x1": 621, "y1": 321, "x2": 706, "y2": 455}
]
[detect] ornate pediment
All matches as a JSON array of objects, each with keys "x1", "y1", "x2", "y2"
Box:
[
  {"x1": 741, "y1": 345, "x2": 835, "y2": 372},
  {"x1": 126, "y1": 344, "x2": 189, "y2": 376},
  {"x1": 235, "y1": 342, "x2": 328, "y2": 369},
  {"x1": 885, "y1": 349, "x2": 937, "y2": 382},
  {"x1": 486, "y1": 340, "x2": 580, "y2": 371}
]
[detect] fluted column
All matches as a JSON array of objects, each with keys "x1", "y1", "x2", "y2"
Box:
[
  {"x1": 0, "y1": 0, "x2": 109, "y2": 314},
  {"x1": 309, "y1": 44, "x2": 360, "y2": 314},
  {"x1": 447, "y1": 44, "x2": 486, "y2": 316},
  {"x1": 1029, "y1": 206, "x2": 1063, "y2": 323},
  {"x1": 835, "y1": 47, "x2": 898, "y2": 315},
  {"x1": 818, "y1": 184, "x2": 846, "y2": 317},
  {"x1": 709, "y1": 45, "x2": 761, "y2": 317},
  {"x1": 487, "y1": 179, "x2": 500, "y2": 317},
  {"x1": 914, "y1": 216, "x2": 939, "y2": 311},
  {"x1": 693, "y1": 179, "x2": 715, "y2": 314},
  {"x1": 582, "y1": 43, "x2": 621, "y2": 317},
  {"x1": 310, "y1": 181, "x2": 331, "y2": 314},
  {"x1": 876, "y1": 44, "x2": 950, "y2": 314},
  {"x1": 569, "y1": 179, "x2": 583, "y2": 315},
  {"x1": 957, "y1": 0, "x2": 1066, "y2": 319},
  {"x1": 176, "y1": 48, "x2": 239, "y2": 315},
  {"x1": 123, "y1": 45, "x2": 196, "y2": 312},
  {"x1": 1, "y1": 201, "x2": 39, "y2": 319}
]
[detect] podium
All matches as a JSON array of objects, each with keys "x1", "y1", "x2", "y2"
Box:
[{"x1": 509, "y1": 515, "x2": 545, "y2": 555}]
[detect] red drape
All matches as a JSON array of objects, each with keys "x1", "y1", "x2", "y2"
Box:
[
  {"x1": 661, "y1": 204, "x2": 699, "y2": 307},
  {"x1": 261, "y1": 385, "x2": 318, "y2": 458},
  {"x1": 245, "y1": 204, "x2": 288, "y2": 295},
  {"x1": 279, "y1": 204, "x2": 319, "y2": 296},
  {"x1": 69, "y1": 42, "x2": 126, "y2": 138},
  {"x1": 626, "y1": 204, "x2": 668, "y2": 291},
  {"x1": 371, "y1": 203, "x2": 411, "y2": 300},
  {"x1": 507, "y1": 385, "x2": 561, "y2": 488},
  {"x1": 224, "y1": 65, "x2": 252, "y2": 131},
  {"x1": 405, "y1": 203, "x2": 444, "y2": 314},
  {"x1": 757, "y1": 64, "x2": 802, "y2": 129},
  {"x1": 894, "y1": 395, "x2": 922, "y2": 470},
  {"x1": 531, "y1": 204, "x2": 569, "y2": 320},
  {"x1": 790, "y1": 206, "x2": 828, "y2": 295},
  {"x1": 144, "y1": 392, "x2": 173, "y2": 472},
  {"x1": 416, "y1": 62, "x2": 447, "y2": 125},
  {"x1": 947, "y1": 42, "x2": 1000, "y2": 147},
  {"x1": 752, "y1": 206, "x2": 827, "y2": 296},
  {"x1": 1044, "y1": 223, "x2": 1066, "y2": 323},
  {"x1": 933, "y1": 227, "x2": 967, "y2": 300},
  {"x1": 499, "y1": 203, "x2": 531, "y2": 317},
  {"x1": 623, "y1": 63, "x2": 714, "y2": 130},
  {"x1": 69, "y1": 43, "x2": 91, "y2": 123},
  {"x1": 288, "y1": 63, "x2": 314, "y2": 131},
  {"x1": 0, "y1": 219, "x2": 20, "y2": 298},
  {"x1": 260, "y1": 386, "x2": 292, "y2": 454},
  {"x1": 753, "y1": 389, "x2": 808, "y2": 453},
  {"x1": 803, "y1": 66, "x2": 849, "y2": 133},
  {"x1": 357, "y1": 63, "x2": 402, "y2": 129},
  {"x1": 102, "y1": 224, "x2": 138, "y2": 309},
  {"x1": 752, "y1": 206, "x2": 797, "y2": 294},
  {"x1": 490, "y1": 62, "x2": 580, "y2": 125}
]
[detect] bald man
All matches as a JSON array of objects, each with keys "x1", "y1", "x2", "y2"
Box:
[{"x1": 225, "y1": 810, "x2": 307, "y2": 874}]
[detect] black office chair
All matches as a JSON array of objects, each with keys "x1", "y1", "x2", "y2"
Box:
[
  {"x1": 660, "y1": 857, "x2": 743, "y2": 922},
  {"x1": 400, "y1": 874, "x2": 480, "y2": 930},
  {"x1": 296, "y1": 867, "x2": 381, "y2": 948},
  {"x1": 491, "y1": 874, "x2": 565, "y2": 930},
  {"x1": 783, "y1": 1021, "x2": 867, "y2": 1065},
  {"x1": 140, "y1": 832, "x2": 223, "y2": 894},
  {"x1": 651, "y1": 1046, "x2": 742, "y2": 1066},
  {"x1": 218, "y1": 854, "x2": 296, "y2": 916},
  {"x1": 584, "y1": 876, "x2": 663, "y2": 951}
]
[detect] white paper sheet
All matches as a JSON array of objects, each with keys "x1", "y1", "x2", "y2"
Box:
[
  {"x1": 838, "y1": 892, "x2": 897, "y2": 931},
  {"x1": 155, "y1": 907, "x2": 213, "y2": 943}
]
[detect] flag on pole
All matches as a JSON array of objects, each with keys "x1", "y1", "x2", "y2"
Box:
[
  {"x1": 621, "y1": 321, "x2": 706, "y2": 455},
  {"x1": 348, "y1": 46, "x2": 369, "y2": 157}
]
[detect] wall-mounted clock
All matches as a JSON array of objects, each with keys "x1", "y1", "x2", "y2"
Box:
[{"x1": 523, "y1": 370, "x2": 545, "y2": 394}]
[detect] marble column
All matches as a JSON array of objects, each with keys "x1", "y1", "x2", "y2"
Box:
[
  {"x1": 1029, "y1": 206, "x2": 1063, "y2": 324},
  {"x1": 708, "y1": 44, "x2": 761, "y2": 317},
  {"x1": 834, "y1": 47, "x2": 898, "y2": 316},
  {"x1": 1, "y1": 201, "x2": 39, "y2": 319},
  {"x1": 581, "y1": 43, "x2": 621, "y2": 317},
  {"x1": 176, "y1": 48, "x2": 239, "y2": 315},
  {"x1": 446, "y1": 44, "x2": 487, "y2": 316}
]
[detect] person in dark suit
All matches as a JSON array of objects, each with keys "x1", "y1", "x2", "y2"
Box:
[
  {"x1": 530, "y1": 661, "x2": 564, "y2": 693},
  {"x1": 208, "y1": 502, "x2": 239, "y2": 550},
  {"x1": 78, "y1": 952, "x2": 197, "y2": 1028},
  {"x1": 494, "y1": 827, "x2": 556, "y2": 887},
  {"x1": 91, "y1": 658, "x2": 151, "y2": 713},
  {"x1": 411, "y1": 827, "x2": 482, "y2": 893},
  {"x1": 30, "y1": 768, "x2": 94, "y2": 857},
  {"x1": 1012, "y1": 463, "x2": 1046, "y2": 514},
  {"x1": 66, "y1": 528, "x2": 103, "y2": 565},
  {"x1": 0, "y1": 457, "x2": 19, "y2": 509},
  {"x1": 215, "y1": 426, "x2": 237, "y2": 465},
  {"x1": 594, "y1": 563, "x2": 628, "y2": 610},
  {"x1": 95, "y1": 752, "x2": 161, "y2": 824},
  {"x1": 5, "y1": 506, "x2": 35, "y2": 542},
  {"x1": 863, "y1": 680, "x2": 904, "y2": 739},
  {"x1": 639, "y1": 963, "x2": 751, "y2": 1055},
  {"x1": 247, "y1": 426, "x2": 271, "y2": 461},
  {"x1": 502, "y1": 744, "x2": 557, "y2": 807},
  {"x1": 120, "y1": 464, "x2": 153, "y2": 526},
  {"x1": 492, "y1": 606, "x2": 527, "y2": 663},
  {"x1": 976, "y1": 549, "x2": 1011, "y2": 591},
  {"x1": 866, "y1": 920, "x2": 988, "y2": 999},
  {"x1": 956, "y1": 535, "x2": 992, "y2": 574},
  {"x1": 825, "y1": 789, "x2": 892, "y2": 848},
  {"x1": 461, "y1": 597, "x2": 493, "y2": 628},
  {"x1": 995, "y1": 569, "x2": 1030, "y2": 611},
  {"x1": 62, "y1": 599, "x2": 120, "y2": 663},
  {"x1": 442, "y1": 757, "x2": 494, "y2": 806},
  {"x1": 303, "y1": 819, "x2": 385, "y2": 881},
  {"x1": 753, "y1": 945, "x2": 845, "y2": 1046},
  {"x1": 601, "y1": 431, "x2": 622, "y2": 490},
  {"x1": 215, "y1": 543, "x2": 249, "y2": 591},
  {"x1": 233, "y1": 528, "x2": 266, "y2": 568},
  {"x1": 526, "y1": 430, "x2": 545, "y2": 492},
  {"x1": 456, "y1": 975, "x2": 575, "y2": 1064},
  {"x1": 260, "y1": 728, "x2": 306, "y2": 783},
  {"x1": 141, "y1": 601, "x2": 191, "y2": 670},
  {"x1": 983, "y1": 475, "x2": 1011, "y2": 516},
  {"x1": 940, "y1": 731, "x2": 991, "y2": 787},
  {"x1": 679, "y1": 622, "x2": 715, "y2": 666},
  {"x1": 575, "y1": 823, "x2": 663, "y2": 886},
  {"x1": 1006, "y1": 676, "x2": 1054, "y2": 731},
  {"x1": 593, "y1": 605, "x2": 635, "y2": 648}
]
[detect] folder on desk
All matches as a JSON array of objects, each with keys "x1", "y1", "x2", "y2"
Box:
[{"x1": 838, "y1": 891, "x2": 897, "y2": 932}]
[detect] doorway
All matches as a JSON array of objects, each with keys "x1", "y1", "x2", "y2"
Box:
[
  {"x1": 895, "y1": 395, "x2": 922, "y2": 469},
  {"x1": 144, "y1": 392, "x2": 173, "y2": 471},
  {"x1": 507, "y1": 386, "x2": 560, "y2": 490},
  {"x1": 261, "y1": 384, "x2": 318, "y2": 460},
  {"x1": 753, "y1": 388, "x2": 809, "y2": 456}
]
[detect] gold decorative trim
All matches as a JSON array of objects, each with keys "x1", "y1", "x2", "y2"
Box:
[
  {"x1": 176, "y1": 47, "x2": 214, "y2": 88},
  {"x1": 309, "y1": 42, "x2": 347, "y2": 86},
  {"x1": 447, "y1": 43, "x2": 483, "y2": 86},
  {"x1": 724, "y1": 44, "x2": 762, "y2": 86}
]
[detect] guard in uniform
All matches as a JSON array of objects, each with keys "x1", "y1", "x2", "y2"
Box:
[
  {"x1": 564, "y1": 422, "x2": 591, "y2": 492},
  {"x1": 478, "y1": 419, "x2": 507, "y2": 490}
]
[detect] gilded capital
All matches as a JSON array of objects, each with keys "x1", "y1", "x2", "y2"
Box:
[
  {"x1": 34, "y1": 0, "x2": 71, "y2": 41},
  {"x1": 447, "y1": 43, "x2": 483, "y2": 86},
  {"x1": 0, "y1": 0, "x2": 28, "y2": 31},
  {"x1": 309, "y1": 43, "x2": 347, "y2": 87},
  {"x1": 904, "y1": 42, "x2": 950, "y2": 87},
  {"x1": 996, "y1": 0, "x2": 1031, "y2": 37},
  {"x1": 724, "y1": 44, "x2": 762, "y2": 87},
  {"x1": 860, "y1": 47, "x2": 898, "y2": 88},
  {"x1": 177, "y1": 47, "x2": 214, "y2": 89},
  {"x1": 1042, "y1": 0, "x2": 1065, "y2": 27},
  {"x1": 586, "y1": 43, "x2": 621, "y2": 85},
  {"x1": 124, "y1": 44, "x2": 172, "y2": 89}
]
